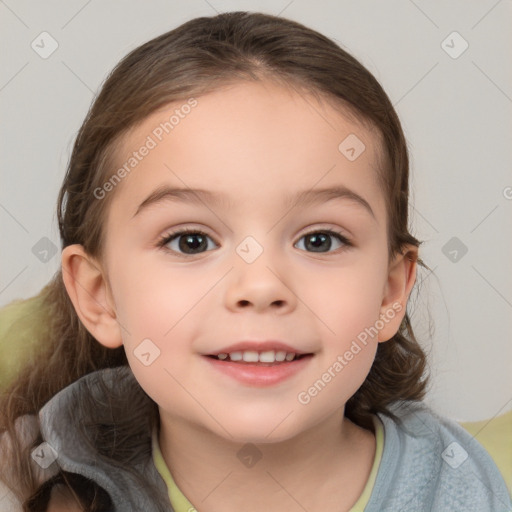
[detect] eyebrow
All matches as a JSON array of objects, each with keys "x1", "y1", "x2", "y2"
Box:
[{"x1": 132, "y1": 184, "x2": 375, "y2": 219}]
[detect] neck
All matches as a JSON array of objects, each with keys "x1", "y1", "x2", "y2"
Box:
[{"x1": 158, "y1": 408, "x2": 376, "y2": 512}]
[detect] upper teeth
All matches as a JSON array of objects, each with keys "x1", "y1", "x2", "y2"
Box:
[{"x1": 216, "y1": 350, "x2": 298, "y2": 362}]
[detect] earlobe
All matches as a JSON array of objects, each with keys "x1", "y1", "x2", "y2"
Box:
[
  {"x1": 61, "y1": 244, "x2": 123, "y2": 349},
  {"x1": 377, "y1": 245, "x2": 418, "y2": 343}
]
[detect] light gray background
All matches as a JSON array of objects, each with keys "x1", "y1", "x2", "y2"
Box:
[{"x1": 1, "y1": 0, "x2": 511, "y2": 422}]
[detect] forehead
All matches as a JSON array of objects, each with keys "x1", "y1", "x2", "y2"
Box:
[{"x1": 106, "y1": 80, "x2": 385, "y2": 225}]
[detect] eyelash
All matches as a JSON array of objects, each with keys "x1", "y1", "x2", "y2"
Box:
[{"x1": 156, "y1": 226, "x2": 353, "y2": 257}]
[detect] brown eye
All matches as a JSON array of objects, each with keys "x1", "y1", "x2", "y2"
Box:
[
  {"x1": 159, "y1": 230, "x2": 217, "y2": 255},
  {"x1": 295, "y1": 230, "x2": 351, "y2": 253}
]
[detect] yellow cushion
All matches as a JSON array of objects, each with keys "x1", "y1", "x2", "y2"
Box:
[
  {"x1": 0, "y1": 293, "x2": 50, "y2": 391},
  {"x1": 459, "y1": 411, "x2": 512, "y2": 495}
]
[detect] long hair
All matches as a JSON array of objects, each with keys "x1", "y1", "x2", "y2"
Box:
[{"x1": 0, "y1": 10, "x2": 431, "y2": 510}]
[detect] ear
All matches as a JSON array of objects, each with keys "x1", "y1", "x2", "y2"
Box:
[
  {"x1": 61, "y1": 244, "x2": 123, "y2": 349},
  {"x1": 377, "y1": 245, "x2": 418, "y2": 343}
]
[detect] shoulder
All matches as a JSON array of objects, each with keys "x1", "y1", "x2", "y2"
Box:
[
  {"x1": 459, "y1": 409, "x2": 512, "y2": 496},
  {"x1": 0, "y1": 414, "x2": 60, "y2": 512},
  {"x1": 366, "y1": 401, "x2": 512, "y2": 512}
]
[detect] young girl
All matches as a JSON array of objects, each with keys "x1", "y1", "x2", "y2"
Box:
[{"x1": 0, "y1": 10, "x2": 510, "y2": 512}]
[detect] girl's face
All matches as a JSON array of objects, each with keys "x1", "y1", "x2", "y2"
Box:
[{"x1": 95, "y1": 80, "x2": 416, "y2": 442}]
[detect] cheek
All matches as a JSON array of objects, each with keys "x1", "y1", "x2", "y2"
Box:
[
  {"x1": 303, "y1": 260, "x2": 386, "y2": 342},
  {"x1": 109, "y1": 259, "x2": 209, "y2": 389},
  {"x1": 115, "y1": 268, "x2": 197, "y2": 408},
  {"x1": 110, "y1": 259, "x2": 197, "y2": 337}
]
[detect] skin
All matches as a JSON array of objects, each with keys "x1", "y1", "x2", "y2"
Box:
[
  {"x1": 46, "y1": 486, "x2": 83, "y2": 512},
  {"x1": 62, "y1": 80, "x2": 417, "y2": 512}
]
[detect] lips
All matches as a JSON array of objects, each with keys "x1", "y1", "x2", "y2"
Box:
[{"x1": 203, "y1": 352, "x2": 314, "y2": 386}]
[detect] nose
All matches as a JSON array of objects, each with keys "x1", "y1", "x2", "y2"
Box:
[{"x1": 224, "y1": 248, "x2": 297, "y2": 314}]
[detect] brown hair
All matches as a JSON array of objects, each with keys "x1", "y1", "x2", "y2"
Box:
[{"x1": 0, "y1": 10, "x2": 431, "y2": 510}]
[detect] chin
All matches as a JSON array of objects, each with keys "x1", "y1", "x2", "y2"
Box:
[{"x1": 218, "y1": 419, "x2": 301, "y2": 445}]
